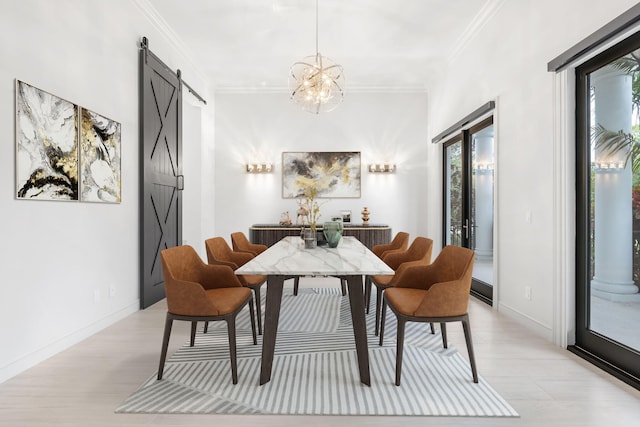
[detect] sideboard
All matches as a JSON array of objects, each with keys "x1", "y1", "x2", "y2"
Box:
[{"x1": 249, "y1": 223, "x2": 392, "y2": 250}]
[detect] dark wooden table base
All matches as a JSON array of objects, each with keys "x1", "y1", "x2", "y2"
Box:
[{"x1": 259, "y1": 274, "x2": 371, "y2": 386}]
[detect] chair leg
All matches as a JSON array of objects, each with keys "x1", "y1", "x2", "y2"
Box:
[
  {"x1": 395, "y1": 317, "x2": 406, "y2": 386},
  {"x1": 254, "y1": 286, "x2": 262, "y2": 335},
  {"x1": 374, "y1": 287, "x2": 383, "y2": 336},
  {"x1": 461, "y1": 314, "x2": 479, "y2": 383},
  {"x1": 226, "y1": 316, "x2": 238, "y2": 384},
  {"x1": 190, "y1": 321, "x2": 197, "y2": 347},
  {"x1": 341, "y1": 278, "x2": 347, "y2": 296},
  {"x1": 364, "y1": 275, "x2": 372, "y2": 313},
  {"x1": 440, "y1": 322, "x2": 447, "y2": 349},
  {"x1": 248, "y1": 298, "x2": 257, "y2": 345},
  {"x1": 293, "y1": 277, "x2": 300, "y2": 296},
  {"x1": 379, "y1": 299, "x2": 387, "y2": 346},
  {"x1": 204, "y1": 322, "x2": 209, "y2": 334},
  {"x1": 430, "y1": 322, "x2": 435, "y2": 334},
  {"x1": 157, "y1": 314, "x2": 173, "y2": 380}
]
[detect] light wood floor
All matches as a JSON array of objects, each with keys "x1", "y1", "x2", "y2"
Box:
[{"x1": 1, "y1": 278, "x2": 639, "y2": 426}]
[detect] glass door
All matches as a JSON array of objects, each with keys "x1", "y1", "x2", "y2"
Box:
[
  {"x1": 574, "y1": 31, "x2": 640, "y2": 387},
  {"x1": 444, "y1": 138, "x2": 464, "y2": 247},
  {"x1": 443, "y1": 117, "x2": 495, "y2": 304}
]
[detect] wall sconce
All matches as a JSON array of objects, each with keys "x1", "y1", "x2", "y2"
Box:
[
  {"x1": 368, "y1": 163, "x2": 396, "y2": 173},
  {"x1": 593, "y1": 161, "x2": 625, "y2": 171},
  {"x1": 246, "y1": 163, "x2": 273, "y2": 173},
  {"x1": 473, "y1": 163, "x2": 494, "y2": 173}
]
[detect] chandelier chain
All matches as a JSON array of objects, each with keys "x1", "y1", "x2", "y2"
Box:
[{"x1": 288, "y1": 0, "x2": 344, "y2": 114}]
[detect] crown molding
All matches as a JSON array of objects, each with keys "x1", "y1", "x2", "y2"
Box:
[
  {"x1": 214, "y1": 84, "x2": 428, "y2": 94},
  {"x1": 447, "y1": 0, "x2": 506, "y2": 64},
  {"x1": 131, "y1": 0, "x2": 209, "y2": 89}
]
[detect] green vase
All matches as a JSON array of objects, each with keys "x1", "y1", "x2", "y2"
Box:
[{"x1": 323, "y1": 221, "x2": 343, "y2": 248}]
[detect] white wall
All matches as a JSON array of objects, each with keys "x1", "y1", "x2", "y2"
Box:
[
  {"x1": 212, "y1": 91, "x2": 429, "y2": 244},
  {"x1": 0, "y1": 0, "x2": 213, "y2": 383},
  {"x1": 426, "y1": 0, "x2": 640, "y2": 339},
  {"x1": 182, "y1": 99, "x2": 204, "y2": 257}
]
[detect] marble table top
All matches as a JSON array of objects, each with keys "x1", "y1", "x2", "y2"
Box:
[{"x1": 235, "y1": 236, "x2": 394, "y2": 276}]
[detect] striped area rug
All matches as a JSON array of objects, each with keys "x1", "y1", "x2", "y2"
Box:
[{"x1": 116, "y1": 288, "x2": 518, "y2": 417}]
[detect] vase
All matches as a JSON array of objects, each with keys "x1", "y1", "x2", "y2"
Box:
[
  {"x1": 323, "y1": 221, "x2": 343, "y2": 248},
  {"x1": 303, "y1": 227, "x2": 317, "y2": 249},
  {"x1": 361, "y1": 207, "x2": 370, "y2": 225}
]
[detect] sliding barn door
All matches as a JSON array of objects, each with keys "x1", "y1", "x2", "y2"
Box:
[{"x1": 139, "y1": 39, "x2": 183, "y2": 309}]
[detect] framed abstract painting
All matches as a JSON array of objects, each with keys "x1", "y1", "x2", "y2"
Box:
[
  {"x1": 15, "y1": 80, "x2": 79, "y2": 200},
  {"x1": 79, "y1": 108, "x2": 121, "y2": 203},
  {"x1": 282, "y1": 151, "x2": 361, "y2": 198},
  {"x1": 15, "y1": 80, "x2": 122, "y2": 203}
]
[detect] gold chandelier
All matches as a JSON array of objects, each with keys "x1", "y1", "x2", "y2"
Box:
[{"x1": 289, "y1": 0, "x2": 344, "y2": 114}]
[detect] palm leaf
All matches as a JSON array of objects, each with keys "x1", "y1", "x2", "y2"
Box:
[
  {"x1": 633, "y1": 140, "x2": 640, "y2": 172},
  {"x1": 610, "y1": 53, "x2": 640, "y2": 115},
  {"x1": 592, "y1": 51, "x2": 640, "y2": 173},
  {"x1": 610, "y1": 55, "x2": 640, "y2": 74},
  {"x1": 592, "y1": 124, "x2": 635, "y2": 167}
]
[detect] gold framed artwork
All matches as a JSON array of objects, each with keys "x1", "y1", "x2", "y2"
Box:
[
  {"x1": 282, "y1": 151, "x2": 361, "y2": 198},
  {"x1": 15, "y1": 80, "x2": 121, "y2": 203},
  {"x1": 79, "y1": 108, "x2": 121, "y2": 203},
  {"x1": 15, "y1": 80, "x2": 79, "y2": 200}
]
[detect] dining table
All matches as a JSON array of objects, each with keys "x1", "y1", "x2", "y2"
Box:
[{"x1": 235, "y1": 235, "x2": 394, "y2": 386}]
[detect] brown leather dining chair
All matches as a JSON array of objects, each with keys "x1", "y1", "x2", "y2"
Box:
[
  {"x1": 205, "y1": 237, "x2": 266, "y2": 335},
  {"x1": 369, "y1": 236, "x2": 433, "y2": 336},
  {"x1": 158, "y1": 245, "x2": 257, "y2": 385},
  {"x1": 379, "y1": 245, "x2": 477, "y2": 386},
  {"x1": 373, "y1": 231, "x2": 410, "y2": 259},
  {"x1": 230, "y1": 231, "x2": 267, "y2": 256},
  {"x1": 230, "y1": 231, "x2": 309, "y2": 298},
  {"x1": 365, "y1": 232, "x2": 410, "y2": 310}
]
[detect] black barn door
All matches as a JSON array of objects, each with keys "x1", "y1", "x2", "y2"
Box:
[{"x1": 139, "y1": 38, "x2": 183, "y2": 309}]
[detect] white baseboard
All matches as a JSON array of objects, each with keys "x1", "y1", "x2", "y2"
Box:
[
  {"x1": 0, "y1": 300, "x2": 139, "y2": 384},
  {"x1": 497, "y1": 302, "x2": 554, "y2": 342}
]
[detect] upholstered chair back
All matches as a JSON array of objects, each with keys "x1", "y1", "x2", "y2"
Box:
[
  {"x1": 414, "y1": 246, "x2": 475, "y2": 318},
  {"x1": 231, "y1": 231, "x2": 267, "y2": 255},
  {"x1": 383, "y1": 237, "x2": 433, "y2": 270},
  {"x1": 161, "y1": 245, "x2": 219, "y2": 316},
  {"x1": 372, "y1": 231, "x2": 410, "y2": 258}
]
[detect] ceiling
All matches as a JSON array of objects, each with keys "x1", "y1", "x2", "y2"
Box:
[{"x1": 146, "y1": 0, "x2": 492, "y2": 91}]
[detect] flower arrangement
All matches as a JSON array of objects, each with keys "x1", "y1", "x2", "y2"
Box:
[{"x1": 303, "y1": 185, "x2": 321, "y2": 230}]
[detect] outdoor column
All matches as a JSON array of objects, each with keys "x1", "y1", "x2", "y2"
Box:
[
  {"x1": 473, "y1": 134, "x2": 494, "y2": 260},
  {"x1": 591, "y1": 65, "x2": 639, "y2": 301}
]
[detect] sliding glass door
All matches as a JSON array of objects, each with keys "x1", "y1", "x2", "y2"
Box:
[
  {"x1": 444, "y1": 137, "x2": 464, "y2": 247},
  {"x1": 574, "y1": 31, "x2": 640, "y2": 387},
  {"x1": 443, "y1": 117, "x2": 495, "y2": 304}
]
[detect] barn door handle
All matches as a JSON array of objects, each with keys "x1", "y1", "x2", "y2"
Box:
[{"x1": 177, "y1": 175, "x2": 184, "y2": 190}]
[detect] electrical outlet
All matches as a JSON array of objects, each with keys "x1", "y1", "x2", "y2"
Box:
[
  {"x1": 109, "y1": 285, "x2": 116, "y2": 297},
  {"x1": 524, "y1": 286, "x2": 532, "y2": 301},
  {"x1": 94, "y1": 289, "x2": 101, "y2": 304}
]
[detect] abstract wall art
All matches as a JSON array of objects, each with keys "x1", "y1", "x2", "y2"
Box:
[
  {"x1": 15, "y1": 80, "x2": 122, "y2": 203},
  {"x1": 80, "y1": 108, "x2": 121, "y2": 203},
  {"x1": 282, "y1": 151, "x2": 361, "y2": 198},
  {"x1": 15, "y1": 80, "x2": 79, "y2": 200}
]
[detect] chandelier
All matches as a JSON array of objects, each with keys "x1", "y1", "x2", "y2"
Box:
[{"x1": 289, "y1": 0, "x2": 344, "y2": 114}]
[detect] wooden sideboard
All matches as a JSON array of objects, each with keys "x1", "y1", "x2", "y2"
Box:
[{"x1": 249, "y1": 224, "x2": 392, "y2": 250}]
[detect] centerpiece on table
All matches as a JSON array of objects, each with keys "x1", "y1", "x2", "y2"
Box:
[{"x1": 302, "y1": 185, "x2": 321, "y2": 249}]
